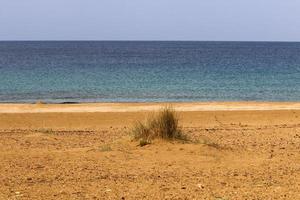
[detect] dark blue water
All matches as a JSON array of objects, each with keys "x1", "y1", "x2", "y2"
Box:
[{"x1": 0, "y1": 41, "x2": 299, "y2": 103}]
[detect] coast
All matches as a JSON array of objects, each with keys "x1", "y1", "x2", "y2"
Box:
[
  {"x1": 0, "y1": 102, "x2": 299, "y2": 199},
  {"x1": 1, "y1": 101, "x2": 300, "y2": 113}
]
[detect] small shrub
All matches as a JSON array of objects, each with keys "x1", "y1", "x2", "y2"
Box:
[{"x1": 132, "y1": 106, "x2": 186, "y2": 142}]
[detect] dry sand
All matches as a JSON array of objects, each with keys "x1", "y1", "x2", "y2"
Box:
[
  {"x1": 1, "y1": 102, "x2": 300, "y2": 113},
  {"x1": 0, "y1": 102, "x2": 299, "y2": 199}
]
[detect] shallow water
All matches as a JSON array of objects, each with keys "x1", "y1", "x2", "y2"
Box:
[{"x1": 0, "y1": 41, "x2": 299, "y2": 102}]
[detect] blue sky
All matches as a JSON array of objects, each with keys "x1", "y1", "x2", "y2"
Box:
[{"x1": 1, "y1": 0, "x2": 300, "y2": 41}]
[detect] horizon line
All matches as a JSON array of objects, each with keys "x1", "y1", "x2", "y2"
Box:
[{"x1": 0, "y1": 40, "x2": 300, "y2": 43}]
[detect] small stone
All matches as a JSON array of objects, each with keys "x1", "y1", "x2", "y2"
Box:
[{"x1": 220, "y1": 182, "x2": 226, "y2": 185}]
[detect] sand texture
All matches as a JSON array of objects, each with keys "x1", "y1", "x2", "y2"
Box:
[{"x1": 0, "y1": 102, "x2": 299, "y2": 199}]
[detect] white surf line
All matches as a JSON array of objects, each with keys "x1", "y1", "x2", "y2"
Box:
[{"x1": 0, "y1": 102, "x2": 300, "y2": 113}]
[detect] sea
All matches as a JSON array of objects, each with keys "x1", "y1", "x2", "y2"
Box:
[{"x1": 0, "y1": 41, "x2": 299, "y2": 103}]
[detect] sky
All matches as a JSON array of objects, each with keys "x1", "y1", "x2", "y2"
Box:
[{"x1": 1, "y1": 0, "x2": 300, "y2": 41}]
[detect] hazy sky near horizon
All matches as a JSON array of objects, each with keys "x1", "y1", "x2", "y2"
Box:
[{"x1": 1, "y1": 0, "x2": 300, "y2": 41}]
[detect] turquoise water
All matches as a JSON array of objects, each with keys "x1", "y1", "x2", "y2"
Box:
[{"x1": 0, "y1": 41, "x2": 299, "y2": 103}]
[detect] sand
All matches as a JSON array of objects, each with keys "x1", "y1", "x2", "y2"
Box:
[
  {"x1": 0, "y1": 102, "x2": 299, "y2": 199},
  {"x1": 1, "y1": 102, "x2": 300, "y2": 113}
]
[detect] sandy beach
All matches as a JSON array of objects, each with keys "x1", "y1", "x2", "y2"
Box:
[
  {"x1": 1, "y1": 102, "x2": 300, "y2": 113},
  {"x1": 0, "y1": 102, "x2": 299, "y2": 199}
]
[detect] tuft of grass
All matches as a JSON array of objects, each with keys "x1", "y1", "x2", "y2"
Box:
[
  {"x1": 139, "y1": 139, "x2": 151, "y2": 147},
  {"x1": 37, "y1": 128, "x2": 55, "y2": 134},
  {"x1": 132, "y1": 106, "x2": 187, "y2": 142},
  {"x1": 195, "y1": 137, "x2": 222, "y2": 149},
  {"x1": 100, "y1": 145, "x2": 112, "y2": 152}
]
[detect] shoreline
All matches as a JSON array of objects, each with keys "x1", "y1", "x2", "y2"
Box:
[{"x1": 0, "y1": 101, "x2": 300, "y2": 113}]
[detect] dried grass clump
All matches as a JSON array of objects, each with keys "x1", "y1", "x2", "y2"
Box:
[{"x1": 132, "y1": 106, "x2": 186, "y2": 143}]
